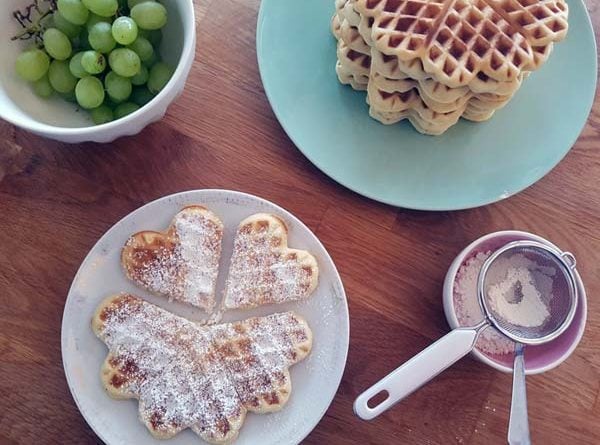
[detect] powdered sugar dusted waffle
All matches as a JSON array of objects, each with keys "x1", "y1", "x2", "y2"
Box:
[
  {"x1": 92, "y1": 294, "x2": 313, "y2": 444},
  {"x1": 224, "y1": 214, "x2": 319, "y2": 310},
  {"x1": 121, "y1": 206, "x2": 223, "y2": 312}
]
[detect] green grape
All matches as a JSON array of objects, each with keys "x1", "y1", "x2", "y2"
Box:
[
  {"x1": 127, "y1": 36, "x2": 153, "y2": 62},
  {"x1": 114, "y1": 102, "x2": 139, "y2": 119},
  {"x1": 112, "y1": 17, "x2": 138, "y2": 45},
  {"x1": 40, "y1": 11, "x2": 54, "y2": 28},
  {"x1": 69, "y1": 52, "x2": 88, "y2": 78},
  {"x1": 138, "y1": 28, "x2": 162, "y2": 46},
  {"x1": 128, "y1": 0, "x2": 152, "y2": 8},
  {"x1": 130, "y1": 64, "x2": 148, "y2": 85},
  {"x1": 108, "y1": 48, "x2": 141, "y2": 77},
  {"x1": 103, "y1": 97, "x2": 118, "y2": 107},
  {"x1": 77, "y1": 28, "x2": 92, "y2": 50},
  {"x1": 70, "y1": 34, "x2": 82, "y2": 49},
  {"x1": 81, "y1": 50, "x2": 107, "y2": 74},
  {"x1": 48, "y1": 60, "x2": 78, "y2": 93},
  {"x1": 82, "y1": 0, "x2": 118, "y2": 17},
  {"x1": 75, "y1": 76, "x2": 105, "y2": 109},
  {"x1": 43, "y1": 28, "x2": 72, "y2": 60},
  {"x1": 88, "y1": 22, "x2": 116, "y2": 53},
  {"x1": 131, "y1": 2, "x2": 167, "y2": 30},
  {"x1": 105, "y1": 71, "x2": 132, "y2": 102},
  {"x1": 57, "y1": 0, "x2": 90, "y2": 25},
  {"x1": 60, "y1": 91, "x2": 78, "y2": 102},
  {"x1": 130, "y1": 85, "x2": 154, "y2": 106},
  {"x1": 147, "y1": 62, "x2": 173, "y2": 94},
  {"x1": 15, "y1": 49, "x2": 50, "y2": 82},
  {"x1": 143, "y1": 50, "x2": 159, "y2": 67},
  {"x1": 33, "y1": 75, "x2": 54, "y2": 98},
  {"x1": 86, "y1": 12, "x2": 108, "y2": 31},
  {"x1": 91, "y1": 104, "x2": 114, "y2": 124},
  {"x1": 53, "y1": 11, "x2": 82, "y2": 39}
]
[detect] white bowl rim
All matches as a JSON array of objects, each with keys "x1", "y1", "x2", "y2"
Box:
[
  {"x1": 442, "y1": 230, "x2": 588, "y2": 375},
  {"x1": 0, "y1": 0, "x2": 195, "y2": 136}
]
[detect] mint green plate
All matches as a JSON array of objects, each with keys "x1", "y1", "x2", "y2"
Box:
[{"x1": 256, "y1": 0, "x2": 597, "y2": 210}]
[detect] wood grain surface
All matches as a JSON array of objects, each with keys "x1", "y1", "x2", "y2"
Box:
[{"x1": 1, "y1": 0, "x2": 599, "y2": 444}]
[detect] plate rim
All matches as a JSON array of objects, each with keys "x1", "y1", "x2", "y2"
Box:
[
  {"x1": 60, "y1": 188, "x2": 350, "y2": 445},
  {"x1": 255, "y1": 0, "x2": 598, "y2": 211}
]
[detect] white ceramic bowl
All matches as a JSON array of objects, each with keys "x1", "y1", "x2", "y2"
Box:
[
  {"x1": 0, "y1": 0, "x2": 195, "y2": 143},
  {"x1": 443, "y1": 231, "x2": 587, "y2": 375}
]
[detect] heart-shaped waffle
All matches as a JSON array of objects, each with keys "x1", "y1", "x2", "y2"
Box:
[
  {"x1": 93, "y1": 294, "x2": 312, "y2": 444},
  {"x1": 121, "y1": 206, "x2": 223, "y2": 312},
  {"x1": 353, "y1": 0, "x2": 568, "y2": 88},
  {"x1": 224, "y1": 214, "x2": 319, "y2": 310}
]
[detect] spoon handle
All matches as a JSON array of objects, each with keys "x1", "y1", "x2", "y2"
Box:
[{"x1": 508, "y1": 343, "x2": 531, "y2": 445}]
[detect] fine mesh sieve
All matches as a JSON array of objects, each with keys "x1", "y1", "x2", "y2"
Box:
[
  {"x1": 354, "y1": 239, "x2": 579, "y2": 427},
  {"x1": 478, "y1": 240, "x2": 578, "y2": 345},
  {"x1": 476, "y1": 240, "x2": 578, "y2": 445}
]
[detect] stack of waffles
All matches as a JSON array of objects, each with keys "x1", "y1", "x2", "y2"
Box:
[{"x1": 331, "y1": 0, "x2": 569, "y2": 135}]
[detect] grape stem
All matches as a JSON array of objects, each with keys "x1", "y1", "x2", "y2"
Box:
[{"x1": 11, "y1": 0, "x2": 57, "y2": 44}]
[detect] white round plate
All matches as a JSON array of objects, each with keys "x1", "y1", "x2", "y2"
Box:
[{"x1": 61, "y1": 189, "x2": 349, "y2": 445}]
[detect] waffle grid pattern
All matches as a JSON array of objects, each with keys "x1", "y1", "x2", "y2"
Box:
[{"x1": 332, "y1": 0, "x2": 567, "y2": 134}]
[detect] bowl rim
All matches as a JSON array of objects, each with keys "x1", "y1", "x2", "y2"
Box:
[
  {"x1": 1, "y1": 0, "x2": 195, "y2": 135},
  {"x1": 442, "y1": 230, "x2": 588, "y2": 375}
]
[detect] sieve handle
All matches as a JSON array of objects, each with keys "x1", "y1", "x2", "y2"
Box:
[
  {"x1": 354, "y1": 324, "x2": 484, "y2": 420},
  {"x1": 508, "y1": 343, "x2": 531, "y2": 445}
]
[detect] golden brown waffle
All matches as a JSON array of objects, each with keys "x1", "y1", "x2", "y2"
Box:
[
  {"x1": 334, "y1": 0, "x2": 374, "y2": 90},
  {"x1": 353, "y1": 0, "x2": 568, "y2": 88},
  {"x1": 337, "y1": 11, "x2": 373, "y2": 54},
  {"x1": 332, "y1": 1, "x2": 530, "y2": 133},
  {"x1": 370, "y1": 107, "x2": 459, "y2": 134},
  {"x1": 336, "y1": 31, "x2": 515, "y2": 120},
  {"x1": 93, "y1": 294, "x2": 312, "y2": 444},
  {"x1": 336, "y1": 36, "x2": 510, "y2": 132},
  {"x1": 336, "y1": 60, "x2": 369, "y2": 90},
  {"x1": 367, "y1": 86, "x2": 465, "y2": 134},
  {"x1": 336, "y1": 2, "x2": 526, "y2": 95},
  {"x1": 224, "y1": 214, "x2": 319, "y2": 310},
  {"x1": 370, "y1": 94, "x2": 502, "y2": 126},
  {"x1": 374, "y1": 71, "x2": 508, "y2": 109},
  {"x1": 336, "y1": 39, "x2": 371, "y2": 89},
  {"x1": 370, "y1": 71, "x2": 515, "y2": 113},
  {"x1": 121, "y1": 206, "x2": 223, "y2": 312},
  {"x1": 369, "y1": 45, "x2": 526, "y2": 94},
  {"x1": 342, "y1": 0, "x2": 363, "y2": 26}
]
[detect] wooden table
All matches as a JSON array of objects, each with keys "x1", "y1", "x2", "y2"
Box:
[{"x1": 1, "y1": 1, "x2": 599, "y2": 443}]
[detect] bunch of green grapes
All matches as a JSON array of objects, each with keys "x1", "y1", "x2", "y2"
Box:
[{"x1": 14, "y1": 0, "x2": 174, "y2": 125}]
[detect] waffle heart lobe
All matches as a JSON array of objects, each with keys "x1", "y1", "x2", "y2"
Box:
[
  {"x1": 121, "y1": 205, "x2": 224, "y2": 312},
  {"x1": 224, "y1": 213, "x2": 319, "y2": 310}
]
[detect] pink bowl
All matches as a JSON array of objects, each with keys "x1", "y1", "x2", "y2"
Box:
[{"x1": 443, "y1": 231, "x2": 587, "y2": 375}]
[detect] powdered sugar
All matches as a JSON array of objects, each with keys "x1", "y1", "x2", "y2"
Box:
[
  {"x1": 124, "y1": 207, "x2": 223, "y2": 311},
  {"x1": 454, "y1": 251, "x2": 515, "y2": 356},
  {"x1": 224, "y1": 217, "x2": 317, "y2": 309},
  {"x1": 486, "y1": 265, "x2": 552, "y2": 328},
  {"x1": 175, "y1": 210, "x2": 222, "y2": 308},
  {"x1": 454, "y1": 250, "x2": 558, "y2": 355},
  {"x1": 97, "y1": 295, "x2": 311, "y2": 443}
]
